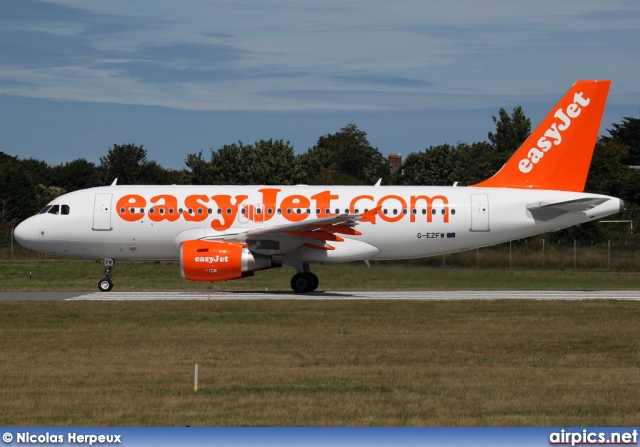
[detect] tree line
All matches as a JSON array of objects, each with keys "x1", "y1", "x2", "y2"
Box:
[{"x1": 1, "y1": 110, "x2": 639, "y2": 243}]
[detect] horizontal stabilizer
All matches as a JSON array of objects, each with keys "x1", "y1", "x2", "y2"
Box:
[{"x1": 527, "y1": 197, "x2": 609, "y2": 221}]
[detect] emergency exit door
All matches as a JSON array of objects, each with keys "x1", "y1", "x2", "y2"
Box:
[
  {"x1": 470, "y1": 194, "x2": 489, "y2": 232},
  {"x1": 93, "y1": 193, "x2": 112, "y2": 231}
]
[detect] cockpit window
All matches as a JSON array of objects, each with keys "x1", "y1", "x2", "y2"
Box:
[
  {"x1": 61, "y1": 205, "x2": 70, "y2": 215},
  {"x1": 48, "y1": 205, "x2": 60, "y2": 214},
  {"x1": 39, "y1": 205, "x2": 52, "y2": 214}
]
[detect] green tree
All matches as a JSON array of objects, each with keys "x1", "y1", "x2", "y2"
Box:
[
  {"x1": 99, "y1": 144, "x2": 177, "y2": 185},
  {"x1": 53, "y1": 159, "x2": 101, "y2": 192},
  {"x1": 604, "y1": 114, "x2": 640, "y2": 165},
  {"x1": 301, "y1": 123, "x2": 388, "y2": 185},
  {"x1": 487, "y1": 106, "x2": 531, "y2": 173},
  {"x1": 586, "y1": 139, "x2": 635, "y2": 200},
  {"x1": 454, "y1": 141, "x2": 496, "y2": 185},
  {"x1": 185, "y1": 140, "x2": 303, "y2": 185},
  {"x1": 99, "y1": 144, "x2": 148, "y2": 185},
  {"x1": 0, "y1": 162, "x2": 38, "y2": 227},
  {"x1": 20, "y1": 157, "x2": 55, "y2": 186},
  {"x1": 398, "y1": 144, "x2": 459, "y2": 186},
  {"x1": 239, "y1": 139, "x2": 303, "y2": 185}
]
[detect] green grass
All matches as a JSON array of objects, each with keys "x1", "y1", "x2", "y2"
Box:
[
  {"x1": 1, "y1": 259, "x2": 639, "y2": 426},
  {"x1": 2, "y1": 300, "x2": 640, "y2": 426},
  {"x1": 1, "y1": 260, "x2": 639, "y2": 292}
]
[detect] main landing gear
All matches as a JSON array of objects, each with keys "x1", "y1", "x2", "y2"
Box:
[
  {"x1": 98, "y1": 258, "x2": 114, "y2": 292},
  {"x1": 290, "y1": 271, "x2": 319, "y2": 294}
]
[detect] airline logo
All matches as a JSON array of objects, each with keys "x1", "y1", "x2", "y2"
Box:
[
  {"x1": 518, "y1": 91, "x2": 591, "y2": 174},
  {"x1": 194, "y1": 256, "x2": 229, "y2": 263},
  {"x1": 115, "y1": 188, "x2": 451, "y2": 231}
]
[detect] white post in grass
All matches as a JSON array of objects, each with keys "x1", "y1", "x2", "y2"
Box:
[{"x1": 194, "y1": 364, "x2": 199, "y2": 392}]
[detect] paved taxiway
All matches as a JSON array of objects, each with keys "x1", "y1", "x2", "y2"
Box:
[{"x1": 2, "y1": 290, "x2": 640, "y2": 301}]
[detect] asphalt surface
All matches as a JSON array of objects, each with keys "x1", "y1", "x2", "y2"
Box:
[{"x1": 1, "y1": 290, "x2": 640, "y2": 301}]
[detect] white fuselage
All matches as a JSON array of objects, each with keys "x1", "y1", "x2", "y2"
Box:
[{"x1": 14, "y1": 185, "x2": 622, "y2": 263}]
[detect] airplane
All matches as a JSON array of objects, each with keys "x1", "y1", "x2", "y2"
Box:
[{"x1": 14, "y1": 80, "x2": 622, "y2": 293}]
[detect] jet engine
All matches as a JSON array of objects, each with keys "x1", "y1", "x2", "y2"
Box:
[{"x1": 180, "y1": 240, "x2": 272, "y2": 282}]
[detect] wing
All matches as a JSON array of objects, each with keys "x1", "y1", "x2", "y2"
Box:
[{"x1": 175, "y1": 207, "x2": 380, "y2": 256}]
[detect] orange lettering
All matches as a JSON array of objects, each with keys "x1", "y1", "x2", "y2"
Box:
[
  {"x1": 210, "y1": 195, "x2": 248, "y2": 230},
  {"x1": 248, "y1": 188, "x2": 281, "y2": 222},
  {"x1": 312, "y1": 190, "x2": 339, "y2": 217},
  {"x1": 377, "y1": 195, "x2": 406, "y2": 223},
  {"x1": 116, "y1": 194, "x2": 146, "y2": 222},
  {"x1": 410, "y1": 195, "x2": 449, "y2": 223},
  {"x1": 148, "y1": 194, "x2": 180, "y2": 222},
  {"x1": 349, "y1": 194, "x2": 374, "y2": 213},
  {"x1": 281, "y1": 194, "x2": 311, "y2": 222},
  {"x1": 184, "y1": 194, "x2": 210, "y2": 222}
]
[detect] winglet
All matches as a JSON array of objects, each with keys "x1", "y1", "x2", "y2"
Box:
[
  {"x1": 360, "y1": 206, "x2": 381, "y2": 224},
  {"x1": 472, "y1": 80, "x2": 611, "y2": 192}
]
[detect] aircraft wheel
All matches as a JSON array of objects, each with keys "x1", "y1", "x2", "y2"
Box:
[
  {"x1": 98, "y1": 277, "x2": 113, "y2": 292},
  {"x1": 309, "y1": 273, "x2": 319, "y2": 292},
  {"x1": 291, "y1": 272, "x2": 315, "y2": 294}
]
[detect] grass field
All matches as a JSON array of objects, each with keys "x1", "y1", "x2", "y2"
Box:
[
  {"x1": 2, "y1": 260, "x2": 640, "y2": 292},
  {"x1": 1, "y1": 261, "x2": 640, "y2": 426},
  {"x1": 2, "y1": 299, "x2": 640, "y2": 426}
]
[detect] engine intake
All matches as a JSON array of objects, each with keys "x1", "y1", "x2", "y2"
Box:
[{"x1": 180, "y1": 240, "x2": 272, "y2": 282}]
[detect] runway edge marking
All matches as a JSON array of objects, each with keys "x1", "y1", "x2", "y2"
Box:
[{"x1": 64, "y1": 291, "x2": 640, "y2": 301}]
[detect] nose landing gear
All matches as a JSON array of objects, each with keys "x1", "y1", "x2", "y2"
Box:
[{"x1": 98, "y1": 258, "x2": 114, "y2": 292}]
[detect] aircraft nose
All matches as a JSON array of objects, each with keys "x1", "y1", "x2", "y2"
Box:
[{"x1": 13, "y1": 219, "x2": 35, "y2": 249}]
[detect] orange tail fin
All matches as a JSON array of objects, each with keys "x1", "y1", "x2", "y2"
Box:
[{"x1": 472, "y1": 80, "x2": 611, "y2": 192}]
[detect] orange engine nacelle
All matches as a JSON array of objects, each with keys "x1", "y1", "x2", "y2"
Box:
[{"x1": 180, "y1": 240, "x2": 272, "y2": 282}]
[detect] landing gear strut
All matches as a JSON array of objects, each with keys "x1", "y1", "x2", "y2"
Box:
[
  {"x1": 290, "y1": 271, "x2": 319, "y2": 294},
  {"x1": 98, "y1": 258, "x2": 114, "y2": 292}
]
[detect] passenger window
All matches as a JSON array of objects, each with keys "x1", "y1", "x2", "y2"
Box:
[
  {"x1": 451, "y1": 209, "x2": 456, "y2": 215},
  {"x1": 441, "y1": 209, "x2": 446, "y2": 215}
]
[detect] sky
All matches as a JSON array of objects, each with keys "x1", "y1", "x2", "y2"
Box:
[{"x1": 1, "y1": 0, "x2": 639, "y2": 170}]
